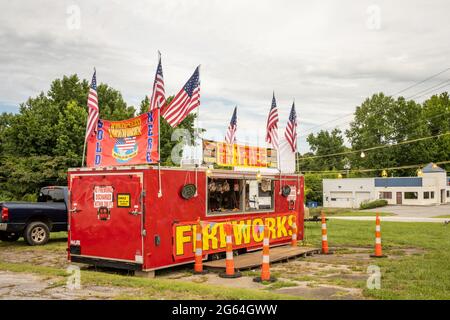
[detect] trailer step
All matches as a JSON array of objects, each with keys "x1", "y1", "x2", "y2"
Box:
[{"x1": 203, "y1": 246, "x2": 320, "y2": 271}]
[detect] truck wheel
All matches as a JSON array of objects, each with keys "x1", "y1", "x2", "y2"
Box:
[
  {"x1": 0, "y1": 231, "x2": 20, "y2": 242},
  {"x1": 24, "y1": 222, "x2": 50, "y2": 246}
]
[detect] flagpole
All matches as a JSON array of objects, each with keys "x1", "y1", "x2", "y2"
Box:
[
  {"x1": 81, "y1": 67, "x2": 96, "y2": 167},
  {"x1": 157, "y1": 107, "x2": 162, "y2": 198},
  {"x1": 81, "y1": 132, "x2": 87, "y2": 167},
  {"x1": 294, "y1": 97, "x2": 301, "y2": 195},
  {"x1": 194, "y1": 65, "x2": 201, "y2": 197},
  {"x1": 81, "y1": 104, "x2": 89, "y2": 167},
  {"x1": 157, "y1": 51, "x2": 163, "y2": 198}
]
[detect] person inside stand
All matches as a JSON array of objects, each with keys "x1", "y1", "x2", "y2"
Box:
[{"x1": 208, "y1": 178, "x2": 242, "y2": 213}]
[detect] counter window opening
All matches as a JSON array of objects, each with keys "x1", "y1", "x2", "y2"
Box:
[{"x1": 207, "y1": 177, "x2": 274, "y2": 215}]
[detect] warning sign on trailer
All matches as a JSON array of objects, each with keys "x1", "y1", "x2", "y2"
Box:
[
  {"x1": 117, "y1": 193, "x2": 130, "y2": 207},
  {"x1": 94, "y1": 186, "x2": 114, "y2": 208}
]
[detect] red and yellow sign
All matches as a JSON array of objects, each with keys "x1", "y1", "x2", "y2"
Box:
[
  {"x1": 86, "y1": 110, "x2": 159, "y2": 167},
  {"x1": 173, "y1": 212, "x2": 296, "y2": 259},
  {"x1": 202, "y1": 139, "x2": 277, "y2": 168}
]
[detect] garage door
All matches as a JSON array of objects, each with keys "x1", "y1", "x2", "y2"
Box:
[
  {"x1": 329, "y1": 192, "x2": 353, "y2": 208},
  {"x1": 355, "y1": 192, "x2": 371, "y2": 208}
]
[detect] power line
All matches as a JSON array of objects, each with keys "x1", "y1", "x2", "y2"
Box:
[
  {"x1": 298, "y1": 131, "x2": 450, "y2": 161},
  {"x1": 392, "y1": 67, "x2": 450, "y2": 96},
  {"x1": 299, "y1": 113, "x2": 354, "y2": 138},
  {"x1": 300, "y1": 113, "x2": 447, "y2": 157},
  {"x1": 408, "y1": 81, "x2": 450, "y2": 100},
  {"x1": 299, "y1": 67, "x2": 450, "y2": 138}
]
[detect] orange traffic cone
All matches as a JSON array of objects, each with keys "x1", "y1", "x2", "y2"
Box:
[
  {"x1": 291, "y1": 216, "x2": 298, "y2": 247},
  {"x1": 254, "y1": 224, "x2": 276, "y2": 282},
  {"x1": 370, "y1": 214, "x2": 387, "y2": 258},
  {"x1": 194, "y1": 218, "x2": 208, "y2": 274},
  {"x1": 321, "y1": 211, "x2": 333, "y2": 254},
  {"x1": 219, "y1": 222, "x2": 241, "y2": 278}
]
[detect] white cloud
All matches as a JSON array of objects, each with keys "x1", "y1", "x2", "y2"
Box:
[{"x1": 0, "y1": 0, "x2": 449, "y2": 152}]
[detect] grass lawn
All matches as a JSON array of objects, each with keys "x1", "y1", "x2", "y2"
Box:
[
  {"x1": 1, "y1": 222, "x2": 450, "y2": 299},
  {"x1": 309, "y1": 207, "x2": 395, "y2": 217},
  {"x1": 0, "y1": 231, "x2": 67, "y2": 251},
  {"x1": 304, "y1": 220, "x2": 450, "y2": 299},
  {"x1": 431, "y1": 215, "x2": 450, "y2": 218}
]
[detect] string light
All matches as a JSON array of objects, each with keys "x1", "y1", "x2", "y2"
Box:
[
  {"x1": 300, "y1": 160, "x2": 450, "y2": 174},
  {"x1": 298, "y1": 131, "x2": 450, "y2": 161}
]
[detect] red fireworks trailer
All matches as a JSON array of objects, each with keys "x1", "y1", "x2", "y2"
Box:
[{"x1": 67, "y1": 165, "x2": 304, "y2": 273}]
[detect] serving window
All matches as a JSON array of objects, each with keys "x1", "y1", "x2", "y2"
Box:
[{"x1": 207, "y1": 177, "x2": 274, "y2": 214}]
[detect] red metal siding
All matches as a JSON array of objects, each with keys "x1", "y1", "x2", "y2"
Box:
[{"x1": 68, "y1": 167, "x2": 304, "y2": 271}]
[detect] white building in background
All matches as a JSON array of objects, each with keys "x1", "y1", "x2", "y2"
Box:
[{"x1": 322, "y1": 163, "x2": 450, "y2": 208}]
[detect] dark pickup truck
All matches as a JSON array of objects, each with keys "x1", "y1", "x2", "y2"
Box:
[{"x1": 0, "y1": 186, "x2": 68, "y2": 245}]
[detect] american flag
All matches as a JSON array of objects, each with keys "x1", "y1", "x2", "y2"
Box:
[
  {"x1": 85, "y1": 70, "x2": 99, "y2": 142},
  {"x1": 149, "y1": 53, "x2": 166, "y2": 111},
  {"x1": 116, "y1": 137, "x2": 136, "y2": 152},
  {"x1": 284, "y1": 101, "x2": 297, "y2": 152},
  {"x1": 225, "y1": 106, "x2": 237, "y2": 144},
  {"x1": 161, "y1": 66, "x2": 200, "y2": 127},
  {"x1": 266, "y1": 92, "x2": 279, "y2": 150}
]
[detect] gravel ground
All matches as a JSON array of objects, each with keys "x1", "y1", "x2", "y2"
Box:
[{"x1": 0, "y1": 271, "x2": 136, "y2": 300}]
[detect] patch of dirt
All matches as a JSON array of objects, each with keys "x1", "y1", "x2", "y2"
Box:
[
  {"x1": 0, "y1": 247, "x2": 68, "y2": 269},
  {"x1": 182, "y1": 272, "x2": 265, "y2": 290},
  {"x1": 275, "y1": 283, "x2": 364, "y2": 300},
  {"x1": 387, "y1": 247, "x2": 426, "y2": 259},
  {"x1": 0, "y1": 271, "x2": 137, "y2": 300}
]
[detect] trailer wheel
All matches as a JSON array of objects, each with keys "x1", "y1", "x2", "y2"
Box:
[
  {"x1": 24, "y1": 222, "x2": 50, "y2": 246},
  {"x1": 0, "y1": 231, "x2": 20, "y2": 242}
]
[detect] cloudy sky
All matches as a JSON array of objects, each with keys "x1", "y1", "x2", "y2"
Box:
[{"x1": 1, "y1": 0, "x2": 449, "y2": 152}]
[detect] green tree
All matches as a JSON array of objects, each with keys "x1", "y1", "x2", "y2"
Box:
[
  {"x1": 0, "y1": 155, "x2": 78, "y2": 201},
  {"x1": 47, "y1": 74, "x2": 89, "y2": 111},
  {"x1": 55, "y1": 100, "x2": 87, "y2": 160},
  {"x1": 97, "y1": 83, "x2": 136, "y2": 120},
  {"x1": 422, "y1": 92, "x2": 450, "y2": 171},
  {"x1": 1, "y1": 75, "x2": 137, "y2": 158},
  {"x1": 304, "y1": 173, "x2": 339, "y2": 205},
  {"x1": 139, "y1": 96, "x2": 150, "y2": 115},
  {"x1": 346, "y1": 93, "x2": 429, "y2": 176},
  {"x1": 0, "y1": 112, "x2": 13, "y2": 154},
  {"x1": 0, "y1": 74, "x2": 144, "y2": 200},
  {"x1": 46, "y1": 74, "x2": 136, "y2": 120},
  {"x1": 2, "y1": 93, "x2": 60, "y2": 156},
  {"x1": 303, "y1": 128, "x2": 346, "y2": 171}
]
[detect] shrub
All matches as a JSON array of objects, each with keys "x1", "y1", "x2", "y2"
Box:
[
  {"x1": 21, "y1": 193, "x2": 37, "y2": 202},
  {"x1": 0, "y1": 192, "x2": 14, "y2": 202},
  {"x1": 359, "y1": 199, "x2": 388, "y2": 210}
]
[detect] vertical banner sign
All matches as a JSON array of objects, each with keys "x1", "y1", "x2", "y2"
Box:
[{"x1": 86, "y1": 110, "x2": 159, "y2": 167}]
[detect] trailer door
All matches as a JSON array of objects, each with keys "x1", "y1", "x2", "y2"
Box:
[{"x1": 69, "y1": 172, "x2": 144, "y2": 264}]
